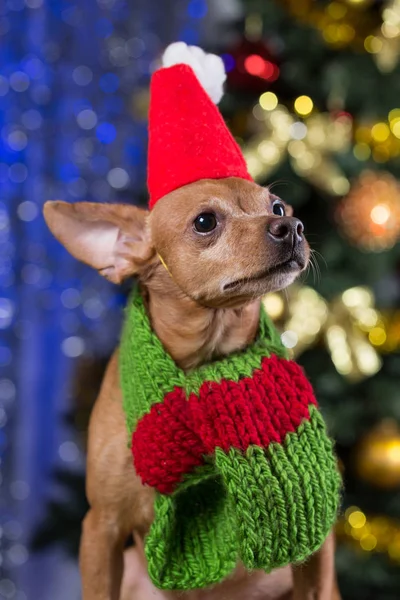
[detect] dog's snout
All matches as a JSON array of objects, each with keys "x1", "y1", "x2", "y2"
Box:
[{"x1": 268, "y1": 217, "x2": 304, "y2": 244}]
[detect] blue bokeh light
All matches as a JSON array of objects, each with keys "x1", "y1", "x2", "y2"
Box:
[
  {"x1": 72, "y1": 98, "x2": 92, "y2": 115},
  {"x1": 221, "y1": 53, "x2": 236, "y2": 73},
  {"x1": 96, "y1": 122, "x2": 117, "y2": 144},
  {"x1": 99, "y1": 73, "x2": 120, "y2": 94},
  {"x1": 21, "y1": 56, "x2": 45, "y2": 80},
  {"x1": 96, "y1": 17, "x2": 114, "y2": 38},
  {"x1": 187, "y1": 0, "x2": 208, "y2": 19}
]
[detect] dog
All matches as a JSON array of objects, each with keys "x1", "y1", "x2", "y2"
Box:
[{"x1": 44, "y1": 176, "x2": 341, "y2": 600}]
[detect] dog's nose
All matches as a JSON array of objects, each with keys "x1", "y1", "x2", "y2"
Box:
[{"x1": 268, "y1": 216, "x2": 304, "y2": 244}]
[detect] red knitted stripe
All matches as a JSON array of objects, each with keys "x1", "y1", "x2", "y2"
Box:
[
  {"x1": 131, "y1": 387, "x2": 206, "y2": 494},
  {"x1": 190, "y1": 354, "x2": 316, "y2": 453},
  {"x1": 132, "y1": 356, "x2": 317, "y2": 493}
]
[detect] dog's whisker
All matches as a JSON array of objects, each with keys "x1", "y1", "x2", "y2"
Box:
[
  {"x1": 266, "y1": 179, "x2": 291, "y2": 193},
  {"x1": 298, "y1": 268, "x2": 309, "y2": 286},
  {"x1": 282, "y1": 287, "x2": 289, "y2": 305},
  {"x1": 309, "y1": 250, "x2": 326, "y2": 285},
  {"x1": 310, "y1": 248, "x2": 327, "y2": 270},
  {"x1": 307, "y1": 257, "x2": 318, "y2": 285},
  {"x1": 312, "y1": 256, "x2": 322, "y2": 284}
]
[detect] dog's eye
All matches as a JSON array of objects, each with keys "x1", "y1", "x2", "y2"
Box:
[
  {"x1": 193, "y1": 213, "x2": 217, "y2": 233},
  {"x1": 272, "y1": 202, "x2": 285, "y2": 217}
]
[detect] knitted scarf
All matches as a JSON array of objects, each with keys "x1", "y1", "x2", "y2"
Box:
[{"x1": 119, "y1": 288, "x2": 341, "y2": 591}]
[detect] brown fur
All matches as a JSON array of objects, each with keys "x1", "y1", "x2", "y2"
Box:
[{"x1": 43, "y1": 177, "x2": 341, "y2": 599}]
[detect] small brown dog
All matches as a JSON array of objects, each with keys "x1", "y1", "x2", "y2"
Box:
[{"x1": 44, "y1": 177, "x2": 341, "y2": 600}]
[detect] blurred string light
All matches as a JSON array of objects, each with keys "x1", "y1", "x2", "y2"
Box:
[
  {"x1": 336, "y1": 171, "x2": 400, "y2": 251},
  {"x1": 243, "y1": 95, "x2": 352, "y2": 196},
  {"x1": 353, "y1": 108, "x2": 400, "y2": 162},
  {"x1": 263, "y1": 285, "x2": 383, "y2": 381},
  {"x1": 243, "y1": 54, "x2": 279, "y2": 81},
  {"x1": 367, "y1": 0, "x2": 400, "y2": 72},
  {"x1": 337, "y1": 507, "x2": 400, "y2": 563},
  {"x1": 279, "y1": 0, "x2": 400, "y2": 71},
  {"x1": 0, "y1": 0, "x2": 207, "y2": 596},
  {"x1": 294, "y1": 95, "x2": 314, "y2": 117},
  {"x1": 326, "y1": 287, "x2": 382, "y2": 380},
  {"x1": 242, "y1": 93, "x2": 400, "y2": 195},
  {"x1": 279, "y1": 0, "x2": 376, "y2": 48}
]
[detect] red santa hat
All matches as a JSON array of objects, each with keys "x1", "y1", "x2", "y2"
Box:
[{"x1": 147, "y1": 42, "x2": 252, "y2": 209}]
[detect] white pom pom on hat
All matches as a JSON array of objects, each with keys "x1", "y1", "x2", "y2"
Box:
[{"x1": 161, "y1": 41, "x2": 226, "y2": 105}]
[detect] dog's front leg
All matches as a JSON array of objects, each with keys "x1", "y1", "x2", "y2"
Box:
[
  {"x1": 291, "y1": 532, "x2": 341, "y2": 600},
  {"x1": 80, "y1": 507, "x2": 125, "y2": 600},
  {"x1": 78, "y1": 352, "x2": 155, "y2": 600}
]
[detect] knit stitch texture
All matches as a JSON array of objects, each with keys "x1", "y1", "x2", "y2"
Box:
[{"x1": 119, "y1": 288, "x2": 341, "y2": 590}]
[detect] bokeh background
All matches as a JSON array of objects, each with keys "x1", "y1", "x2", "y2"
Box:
[{"x1": 1, "y1": 0, "x2": 400, "y2": 598}]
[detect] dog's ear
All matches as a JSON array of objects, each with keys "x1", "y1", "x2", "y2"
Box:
[{"x1": 43, "y1": 201, "x2": 153, "y2": 284}]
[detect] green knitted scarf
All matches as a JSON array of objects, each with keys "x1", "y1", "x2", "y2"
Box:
[{"x1": 119, "y1": 288, "x2": 341, "y2": 590}]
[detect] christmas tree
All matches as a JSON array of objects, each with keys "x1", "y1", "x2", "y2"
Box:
[{"x1": 216, "y1": 1, "x2": 400, "y2": 598}]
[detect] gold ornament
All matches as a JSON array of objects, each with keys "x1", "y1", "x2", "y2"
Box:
[
  {"x1": 263, "y1": 284, "x2": 382, "y2": 381},
  {"x1": 355, "y1": 420, "x2": 400, "y2": 488},
  {"x1": 243, "y1": 102, "x2": 352, "y2": 196},
  {"x1": 336, "y1": 170, "x2": 400, "y2": 251}
]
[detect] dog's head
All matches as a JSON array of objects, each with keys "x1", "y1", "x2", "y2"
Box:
[{"x1": 44, "y1": 177, "x2": 309, "y2": 308}]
